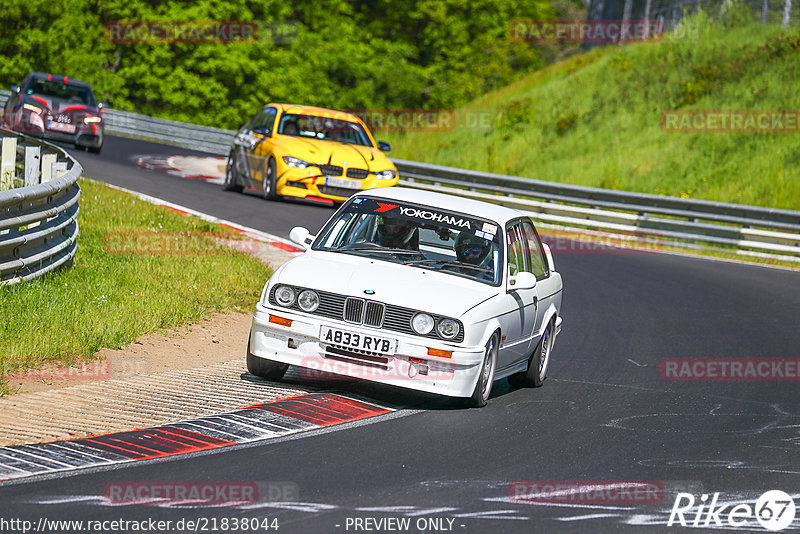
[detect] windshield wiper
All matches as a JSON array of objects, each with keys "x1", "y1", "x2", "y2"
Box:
[{"x1": 405, "y1": 259, "x2": 493, "y2": 273}]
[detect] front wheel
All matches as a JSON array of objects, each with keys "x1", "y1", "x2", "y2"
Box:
[
  {"x1": 509, "y1": 319, "x2": 554, "y2": 388},
  {"x1": 223, "y1": 152, "x2": 244, "y2": 192},
  {"x1": 247, "y1": 334, "x2": 288, "y2": 381},
  {"x1": 467, "y1": 332, "x2": 498, "y2": 408},
  {"x1": 262, "y1": 157, "x2": 278, "y2": 200}
]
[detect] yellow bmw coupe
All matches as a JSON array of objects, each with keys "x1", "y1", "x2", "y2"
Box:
[{"x1": 223, "y1": 103, "x2": 398, "y2": 202}]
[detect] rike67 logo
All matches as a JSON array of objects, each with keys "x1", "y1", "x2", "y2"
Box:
[{"x1": 668, "y1": 490, "x2": 796, "y2": 531}]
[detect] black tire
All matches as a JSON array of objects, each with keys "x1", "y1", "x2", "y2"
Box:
[
  {"x1": 88, "y1": 144, "x2": 101, "y2": 154},
  {"x1": 467, "y1": 332, "x2": 499, "y2": 408},
  {"x1": 509, "y1": 319, "x2": 554, "y2": 388},
  {"x1": 247, "y1": 334, "x2": 288, "y2": 381},
  {"x1": 223, "y1": 152, "x2": 244, "y2": 192},
  {"x1": 262, "y1": 157, "x2": 278, "y2": 200}
]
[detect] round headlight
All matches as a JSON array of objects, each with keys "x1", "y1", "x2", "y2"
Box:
[
  {"x1": 412, "y1": 313, "x2": 435, "y2": 335},
  {"x1": 274, "y1": 285, "x2": 296, "y2": 307},
  {"x1": 297, "y1": 290, "x2": 319, "y2": 312},
  {"x1": 437, "y1": 319, "x2": 460, "y2": 339}
]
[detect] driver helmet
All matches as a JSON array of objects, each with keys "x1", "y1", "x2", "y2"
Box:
[
  {"x1": 455, "y1": 231, "x2": 492, "y2": 265},
  {"x1": 283, "y1": 120, "x2": 299, "y2": 136},
  {"x1": 377, "y1": 217, "x2": 416, "y2": 249}
]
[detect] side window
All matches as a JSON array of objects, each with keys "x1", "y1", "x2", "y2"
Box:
[
  {"x1": 521, "y1": 220, "x2": 548, "y2": 278},
  {"x1": 507, "y1": 224, "x2": 526, "y2": 276},
  {"x1": 251, "y1": 107, "x2": 277, "y2": 135}
]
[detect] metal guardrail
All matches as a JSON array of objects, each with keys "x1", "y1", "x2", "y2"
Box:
[
  {"x1": 101, "y1": 108, "x2": 234, "y2": 155},
  {"x1": 1, "y1": 88, "x2": 797, "y2": 261},
  {"x1": 0, "y1": 128, "x2": 82, "y2": 286}
]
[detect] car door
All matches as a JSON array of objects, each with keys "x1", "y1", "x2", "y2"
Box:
[
  {"x1": 496, "y1": 221, "x2": 539, "y2": 370},
  {"x1": 520, "y1": 219, "x2": 557, "y2": 348},
  {"x1": 248, "y1": 107, "x2": 277, "y2": 187},
  {"x1": 232, "y1": 107, "x2": 277, "y2": 187}
]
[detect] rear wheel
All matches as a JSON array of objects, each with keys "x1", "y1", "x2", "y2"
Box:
[
  {"x1": 262, "y1": 157, "x2": 278, "y2": 200},
  {"x1": 509, "y1": 319, "x2": 554, "y2": 388},
  {"x1": 247, "y1": 333, "x2": 288, "y2": 381},
  {"x1": 223, "y1": 152, "x2": 244, "y2": 192},
  {"x1": 467, "y1": 333, "x2": 498, "y2": 408}
]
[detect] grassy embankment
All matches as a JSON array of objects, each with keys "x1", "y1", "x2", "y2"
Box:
[
  {"x1": 387, "y1": 16, "x2": 800, "y2": 211},
  {"x1": 0, "y1": 179, "x2": 270, "y2": 396}
]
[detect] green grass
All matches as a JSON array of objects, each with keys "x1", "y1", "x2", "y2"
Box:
[
  {"x1": 386, "y1": 13, "x2": 800, "y2": 211},
  {"x1": 0, "y1": 179, "x2": 271, "y2": 396}
]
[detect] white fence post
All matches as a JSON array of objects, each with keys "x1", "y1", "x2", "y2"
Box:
[
  {"x1": 1, "y1": 137, "x2": 17, "y2": 190},
  {"x1": 24, "y1": 146, "x2": 41, "y2": 187},
  {"x1": 53, "y1": 161, "x2": 68, "y2": 178},
  {"x1": 41, "y1": 153, "x2": 57, "y2": 182}
]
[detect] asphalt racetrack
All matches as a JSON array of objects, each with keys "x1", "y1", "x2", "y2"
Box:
[{"x1": 0, "y1": 135, "x2": 798, "y2": 533}]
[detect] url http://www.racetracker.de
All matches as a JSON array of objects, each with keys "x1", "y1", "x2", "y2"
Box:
[{"x1": 0, "y1": 516, "x2": 280, "y2": 533}]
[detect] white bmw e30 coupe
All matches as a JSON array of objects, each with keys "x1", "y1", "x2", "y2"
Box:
[{"x1": 248, "y1": 187, "x2": 563, "y2": 407}]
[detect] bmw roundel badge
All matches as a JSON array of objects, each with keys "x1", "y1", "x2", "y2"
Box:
[{"x1": 364, "y1": 289, "x2": 375, "y2": 295}]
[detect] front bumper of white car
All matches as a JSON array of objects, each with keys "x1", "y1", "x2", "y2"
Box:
[{"x1": 251, "y1": 306, "x2": 487, "y2": 398}]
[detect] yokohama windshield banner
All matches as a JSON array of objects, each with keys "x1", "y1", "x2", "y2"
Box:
[{"x1": 346, "y1": 197, "x2": 499, "y2": 240}]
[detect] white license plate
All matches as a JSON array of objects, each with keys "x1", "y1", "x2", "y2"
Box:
[
  {"x1": 325, "y1": 176, "x2": 361, "y2": 189},
  {"x1": 320, "y1": 326, "x2": 397, "y2": 354},
  {"x1": 48, "y1": 121, "x2": 75, "y2": 133}
]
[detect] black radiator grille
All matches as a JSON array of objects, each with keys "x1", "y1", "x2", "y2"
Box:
[
  {"x1": 346, "y1": 168, "x2": 369, "y2": 179},
  {"x1": 318, "y1": 164, "x2": 343, "y2": 176}
]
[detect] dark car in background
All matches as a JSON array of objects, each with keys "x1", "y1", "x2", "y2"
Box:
[{"x1": 2, "y1": 72, "x2": 107, "y2": 153}]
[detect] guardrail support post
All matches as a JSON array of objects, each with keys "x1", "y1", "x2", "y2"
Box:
[
  {"x1": 1, "y1": 137, "x2": 16, "y2": 190},
  {"x1": 41, "y1": 154, "x2": 57, "y2": 182},
  {"x1": 24, "y1": 146, "x2": 41, "y2": 187}
]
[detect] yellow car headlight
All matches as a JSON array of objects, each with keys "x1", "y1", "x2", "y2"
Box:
[
  {"x1": 283, "y1": 156, "x2": 312, "y2": 169},
  {"x1": 375, "y1": 170, "x2": 397, "y2": 180}
]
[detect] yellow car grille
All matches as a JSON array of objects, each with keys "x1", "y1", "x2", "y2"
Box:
[
  {"x1": 345, "y1": 168, "x2": 369, "y2": 179},
  {"x1": 319, "y1": 164, "x2": 343, "y2": 176}
]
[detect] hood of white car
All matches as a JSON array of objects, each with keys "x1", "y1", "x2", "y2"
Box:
[{"x1": 275, "y1": 251, "x2": 498, "y2": 317}]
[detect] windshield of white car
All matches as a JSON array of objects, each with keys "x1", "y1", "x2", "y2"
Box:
[
  {"x1": 277, "y1": 113, "x2": 373, "y2": 147},
  {"x1": 313, "y1": 198, "x2": 502, "y2": 285}
]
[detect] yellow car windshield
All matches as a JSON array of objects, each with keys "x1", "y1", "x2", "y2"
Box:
[{"x1": 278, "y1": 114, "x2": 372, "y2": 147}]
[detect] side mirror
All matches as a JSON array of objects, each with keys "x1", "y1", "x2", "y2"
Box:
[
  {"x1": 289, "y1": 226, "x2": 314, "y2": 250},
  {"x1": 98, "y1": 102, "x2": 109, "y2": 111},
  {"x1": 509, "y1": 271, "x2": 537, "y2": 290},
  {"x1": 10, "y1": 85, "x2": 20, "y2": 94},
  {"x1": 377, "y1": 141, "x2": 391, "y2": 152}
]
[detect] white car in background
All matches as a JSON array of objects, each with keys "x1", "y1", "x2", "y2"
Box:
[{"x1": 248, "y1": 187, "x2": 563, "y2": 407}]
